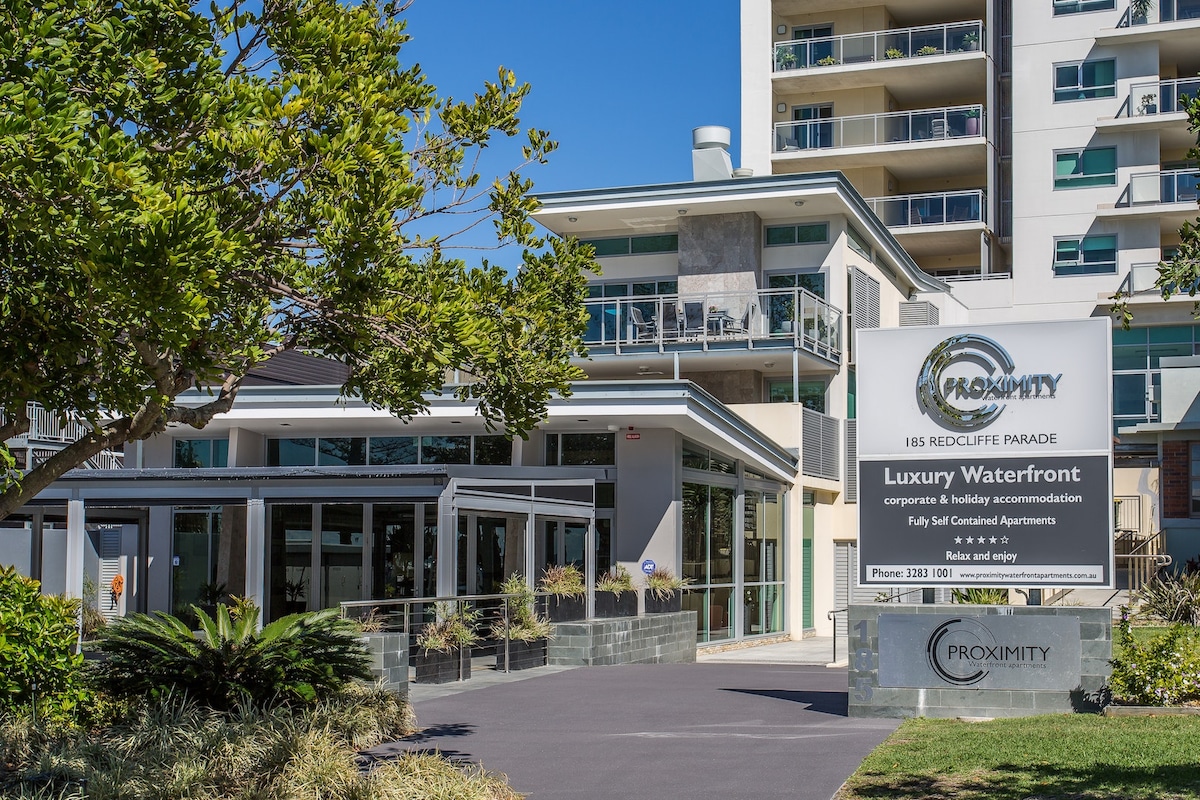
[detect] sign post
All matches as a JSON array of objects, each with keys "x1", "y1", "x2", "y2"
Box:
[{"x1": 857, "y1": 319, "x2": 1114, "y2": 588}]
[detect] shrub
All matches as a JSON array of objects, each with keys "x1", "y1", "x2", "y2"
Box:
[
  {"x1": 884, "y1": 47, "x2": 905, "y2": 59},
  {"x1": 0, "y1": 565, "x2": 89, "y2": 719},
  {"x1": 492, "y1": 574, "x2": 551, "y2": 642},
  {"x1": 951, "y1": 587, "x2": 1009, "y2": 604},
  {"x1": 1108, "y1": 613, "x2": 1200, "y2": 705},
  {"x1": 596, "y1": 565, "x2": 634, "y2": 597},
  {"x1": 1134, "y1": 571, "x2": 1200, "y2": 625},
  {"x1": 539, "y1": 564, "x2": 585, "y2": 597},
  {"x1": 644, "y1": 567, "x2": 688, "y2": 601},
  {"x1": 94, "y1": 604, "x2": 371, "y2": 711},
  {"x1": 416, "y1": 601, "x2": 480, "y2": 653}
]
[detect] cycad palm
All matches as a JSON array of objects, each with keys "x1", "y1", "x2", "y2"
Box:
[{"x1": 96, "y1": 605, "x2": 371, "y2": 710}]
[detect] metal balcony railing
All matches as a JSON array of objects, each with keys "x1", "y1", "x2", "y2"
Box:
[
  {"x1": 772, "y1": 21, "x2": 984, "y2": 72},
  {"x1": 1129, "y1": 169, "x2": 1200, "y2": 205},
  {"x1": 1, "y1": 402, "x2": 91, "y2": 443},
  {"x1": 774, "y1": 105, "x2": 984, "y2": 153},
  {"x1": 1125, "y1": 77, "x2": 1200, "y2": 117},
  {"x1": 868, "y1": 190, "x2": 985, "y2": 228},
  {"x1": 583, "y1": 288, "x2": 841, "y2": 362},
  {"x1": 1127, "y1": 0, "x2": 1200, "y2": 24}
]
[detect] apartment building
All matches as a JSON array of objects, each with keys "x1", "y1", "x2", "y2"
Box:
[{"x1": 744, "y1": 0, "x2": 1200, "y2": 580}]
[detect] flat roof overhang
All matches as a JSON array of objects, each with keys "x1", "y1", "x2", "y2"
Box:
[
  {"x1": 770, "y1": 138, "x2": 988, "y2": 182},
  {"x1": 772, "y1": 52, "x2": 986, "y2": 107},
  {"x1": 771, "y1": 0, "x2": 986, "y2": 24},
  {"x1": 1095, "y1": 113, "x2": 1195, "y2": 150},
  {"x1": 1096, "y1": 201, "x2": 1199, "y2": 232},
  {"x1": 889, "y1": 221, "x2": 988, "y2": 258}
]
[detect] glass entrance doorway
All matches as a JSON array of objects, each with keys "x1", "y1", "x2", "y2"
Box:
[{"x1": 456, "y1": 513, "x2": 527, "y2": 595}]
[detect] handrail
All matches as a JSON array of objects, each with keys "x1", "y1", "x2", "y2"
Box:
[
  {"x1": 827, "y1": 607, "x2": 848, "y2": 663},
  {"x1": 1129, "y1": 168, "x2": 1200, "y2": 205},
  {"x1": 774, "y1": 104, "x2": 985, "y2": 153},
  {"x1": 1124, "y1": 77, "x2": 1200, "y2": 117},
  {"x1": 773, "y1": 20, "x2": 984, "y2": 72},
  {"x1": 867, "y1": 189, "x2": 986, "y2": 228}
]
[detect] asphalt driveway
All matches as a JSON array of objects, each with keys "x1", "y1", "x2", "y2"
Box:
[{"x1": 367, "y1": 664, "x2": 898, "y2": 800}]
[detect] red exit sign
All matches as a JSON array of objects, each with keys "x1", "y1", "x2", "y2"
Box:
[{"x1": 625, "y1": 433, "x2": 641, "y2": 440}]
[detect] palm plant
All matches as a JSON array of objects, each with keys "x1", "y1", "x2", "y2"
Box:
[{"x1": 95, "y1": 604, "x2": 371, "y2": 711}]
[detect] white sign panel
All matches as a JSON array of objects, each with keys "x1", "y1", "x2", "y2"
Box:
[{"x1": 856, "y1": 319, "x2": 1113, "y2": 587}]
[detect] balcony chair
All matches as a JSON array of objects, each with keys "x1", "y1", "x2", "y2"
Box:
[
  {"x1": 682, "y1": 301, "x2": 706, "y2": 338},
  {"x1": 723, "y1": 303, "x2": 755, "y2": 335},
  {"x1": 658, "y1": 302, "x2": 681, "y2": 339},
  {"x1": 628, "y1": 306, "x2": 656, "y2": 341}
]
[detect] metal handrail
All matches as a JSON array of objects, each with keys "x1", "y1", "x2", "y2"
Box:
[
  {"x1": 774, "y1": 104, "x2": 985, "y2": 153},
  {"x1": 772, "y1": 20, "x2": 984, "y2": 72},
  {"x1": 827, "y1": 607, "x2": 848, "y2": 663},
  {"x1": 867, "y1": 189, "x2": 986, "y2": 228},
  {"x1": 1125, "y1": 77, "x2": 1200, "y2": 117}
]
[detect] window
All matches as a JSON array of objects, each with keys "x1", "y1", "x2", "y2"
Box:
[
  {"x1": 268, "y1": 437, "x2": 315, "y2": 466},
  {"x1": 473, "y1": 435, "x2": 512, "y2": 466},
  {"x1": 174, "y1": 439, "x2": 228, "y2": 468},
  {"x1": 846, "y1": 224, "x2": 871, "y2": 259},
  {"x1": 268, "y1": 434, "x2": 505, "y2": 466},
  {"x1": 766, "y1": 379, "x2": 826, "y2": 411},
  {"x1": 420, "y1": 435, "x2": 471, "y2": 464},
  {"x1": 681, "y1": 441, "x2": 736, "y2": 474},
  {"x1": 369, "y1": 437, "x2": 417, "y2": 465},
  {"x1": 1054, "y1": 148, "x2": 1116, "y2": 189},
  {"x1": 767, "y1": 271, "x2": 826, "y2": 299},
  {"x1": 580, "y1": 234, "x2": 679, "y2": 257},
  {"x1": 1054, "y1": 234, "x2": 1117, "y2": 276},
  {"x1": 544, "y1": 432, "x2": 616, "y2": 466},
  {"x1": 318, "y1": 437, "x2": 366, "y2": 466},
  {"x1": 1052, "y1": 0, "x2": 1115, "y2": 14},
  {"x1": 765, "y1": 222, "x2": 829, "y2": 246},
  {"x1": 1054, "y1": 60, "x2": 1116, "y2": 101}
]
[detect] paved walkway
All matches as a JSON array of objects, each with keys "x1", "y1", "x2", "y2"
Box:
[
  {"x1": 698, "y1": 636, "x2": 845, "y2": 666},
  {"x1": 382, "y1": 659, "x2": 897, "y2": 800}
]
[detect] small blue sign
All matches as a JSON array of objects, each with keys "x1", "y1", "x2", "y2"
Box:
[{"x1": 641, "y1": 559, "x2": 656, "y2": 575}]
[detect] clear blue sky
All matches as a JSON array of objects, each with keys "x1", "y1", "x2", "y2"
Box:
[{"x1": 400, "y1": 0, "x2": 742, "y2": 195}]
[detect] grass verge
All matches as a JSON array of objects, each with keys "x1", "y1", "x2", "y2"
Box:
[{"x1": 837, "y1": 715, "x2": 1200, "y2": 800}]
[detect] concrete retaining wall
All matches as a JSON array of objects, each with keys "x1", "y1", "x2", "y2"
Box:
[
  {"x1": 848, "y1": 604, "x2": 1111, "y2": 719},
  {"x1": 548, "y1": 611, "x2": 697, "y2": 666},
  {"x1": 361, "y1": 632, "x2": 409, "y2": 697}
]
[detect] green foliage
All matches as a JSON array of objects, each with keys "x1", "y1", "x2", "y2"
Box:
[
  {"x1": 884, "y1": 48, "x2": 905, "y2": 59},
  {"x1": 95, "y1": 604, "x2": 371, "y2": 711},
  {"x1": 596, "y1": 564, "x2": 635, "y2": 597},
  {"x1": 0, "y1": 686, "x2": 444, "y2": 800},
  {"x1": 816, "y1": 55, "x2": 838, "y2": 66},
  {"x1": 0, "y1": 0, "x2": 595, "y2": 518},
  {"x1": 0, "y1": 566, "x2": 89, "y2": 718},
  {"x1": 644, "y1": 566, "x2": 688, "y2": 601},
  {"x1": 415, "y1": 601, "x2": 480, "y2": 653},
  {"x1": 951, "y1": 587, "x2": 1009, "y2": 604},
  {"x1": 493, "y1": 573, "x2": 551, "y2": 642},
  {"x1": 539, "y1": 564, "x2": 585, "y2": 598},
  {"x1": 1108, "y1": 612, "x2": 1200, "y2": 705},
  {"x1": 1134, "y1": 571, "x2": 1200, "y2": 625},
  {"x1": 916, "y1": 45, "x2": 940, "y2": 56}
]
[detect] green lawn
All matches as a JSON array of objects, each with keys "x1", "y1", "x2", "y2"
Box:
[{"x1": 838, "y1": 715, "x2": 1200, "y2": 800}]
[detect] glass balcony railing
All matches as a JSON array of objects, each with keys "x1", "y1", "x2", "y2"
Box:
[
  {"x1": 868, "y1": 190, "x2": 986, "y2": 228},
  {"x1": 1129, "y1": 169, "x2": 1200, "y2": 205},
  {"x1": 1128, "y1": 0, "x2": 1200, "y2": 24},
  {"x1": 774, "y1": 105, "x2": 984, "y2": 153},
  {"x1": 772, "y1": 21, "x2": 984, "y2": 72},
  {"x1": 583, "y1": 288, "x2": 841, "y2": 362},
  {"x1": 1126, "y1": 77, "x2": 1200, "y2": 116}
]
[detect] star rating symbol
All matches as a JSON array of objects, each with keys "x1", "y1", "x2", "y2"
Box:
[
  {"x1": 954, "y1": 536, "x2": 962, "y2": 544},
  {"x1": 965, "y1": 536, "x2": 974, "y2": 544},
  {"x1": 1001, "y1": 536, "x2": 1010, "y2": 544},
  {"x1": 989, "y1": 536, "x2": 998, "y2": 544}
]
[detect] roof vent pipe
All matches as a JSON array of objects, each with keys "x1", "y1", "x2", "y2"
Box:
[{"x1": 691, "y1": 125, "x2": 733, "y2": 182}]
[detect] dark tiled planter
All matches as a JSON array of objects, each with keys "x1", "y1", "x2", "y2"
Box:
[
  {"x1": 545, "y1": 594, "x2": 586, "y2": 622},
  {"x1": 645, "y1": 589, "x2": 682, "y2": 614},
  {"x1": 495, "y1": 638, "x2": 547, "y2": 671},
  {"x1": 594, "y1": 591, "x2": 637, "y2": 618},
  {"x1": 414, "y1": 648, "x2": 470, "y2": 684}
]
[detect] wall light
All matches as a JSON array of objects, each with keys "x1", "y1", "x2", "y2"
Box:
[
  {"x1": 677, "y1": 209, "x2": 688, "y2": 215},
  {"x1": 776, "y1": 24, "x2": 787, "y2": 35},
  {"x1": 776, "y1": 102, "x2": 787, "y2": 114},
  {"x1": 567, "y1": 216, "x2": 577, "y2": 222},
  {"x1": 794, "y1": 200, "x2": 805, "y2": 207}
]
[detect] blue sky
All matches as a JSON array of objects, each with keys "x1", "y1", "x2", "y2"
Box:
[{"x1": 400, "y1": 0, "x2": 742, "y2": 196}]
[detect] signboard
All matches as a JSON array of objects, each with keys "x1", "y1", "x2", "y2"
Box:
[
  {"x1": 641, "y1": 559, "x2": 656, "y2": 575},
  {"x1": 857, "y1": 319, "x2": 1113, "y2": 587},
  {"x1": 877, "y1": 613, "x2": 1082, "y2": 691}
]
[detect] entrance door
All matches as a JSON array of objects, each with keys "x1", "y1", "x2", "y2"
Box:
[
  {"x1": 538, "y1": 518, "x2": 607, "y2": 579},
  {"x1": 171, "y1": 508, "x2": 221, "y2": 615},
  {"x1": 320, "y1": 504, "x2": 364, "y2": 610},
  {"x1": 456, "y1": 513, "x2": 526, "y2": 595},
  {"x1": 794, "y1": 104, "x2": 834, "y2": 150},
  {"x1": 794, "y1": 24, "x2": 833, "y2": 67}
]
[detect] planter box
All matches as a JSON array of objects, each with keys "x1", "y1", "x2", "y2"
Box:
[
  {"x1": 414, "y1": 648, "x2": 470, "y2": 684},
  {"x1": 545, "y1": 594, "x2": 586, "y2": 622},
  {"x1": 594, "y1": 591, "x2": 637, "y2": 618},
  {"x1": 495, "y1": 638, "x2": 547, "y2": 671},
  {"x1": 645, "y1": 589, "x2": 682, "y2": 614}
]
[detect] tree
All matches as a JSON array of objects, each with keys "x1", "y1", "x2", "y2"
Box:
[{"x1": 0, "y1": 0, "x2": 594, "y2": 518}]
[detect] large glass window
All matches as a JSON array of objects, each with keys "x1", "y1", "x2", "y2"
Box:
[
  {"x1": 268, "y1": 438, "x2": 316, "y2": 467},
  {"x1": 473, "y1": 435, "x2": 512, "y2": 466},
  {"x1": 1110, "y1": 325, "x2": 1200, "y2": 432},
  {"x1": 764, "y1": 222, "x2": 829, "y2": 246},
  {"x1": 1052, "y1": 0, "x2": 1115, "y2": 13},
  {"x1": 269, "y1": 504, "x2": 312, "y2": 620},
  {"x1": 320, "y1": 504, "x2": 363, "y2": 609},
  {"x1": 420, "y1": 435, "x2": 471, "y2": 464},
  {"x1": 318, "y1": 437, "x2": 367, "y2": 466},
  {"x1": 1054, "y1": 234, "x2": 1117, "y2": 276},
  {"x1": 580, "y1": 233, "x2": 679, "y2": 256},
  {"x1": 766, "y1": 379, "x2": 826, "y2": 411},
  {"x1": 171, "y1": 508, "x2": 221, "y2": 615},
  {"x1": 373, "y1": 504, "x2": 419, "y2": 599},
  {"x1": 1054, "y1": 60, "x2": 1116, "y2": 101},
  {"x1": 846, "y1": 224, "x2": 872, "y2": 259},
  {"x1": 1054, "y1": 148, "x2": 1117, "y2": 189},
  {"x1": 370, "y1": 436, "x2": 417, "y2": 465},
  {"x1": 556, "y1": 433, "x2": 616, "y2": 466},
  {"x1": 174, "y1": 439, "x2": 228, "y2": 469}
]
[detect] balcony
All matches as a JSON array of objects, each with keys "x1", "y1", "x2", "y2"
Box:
[
  {"x1": 582, "y1": 288, "x2": 841, "y2": 365},
  {"x1": 1098, "y1": 169, "x2": 1199, "y2": 230},
  {"x1": 1, "y1": 402, "x2": 124, "y2": 471},
  {"x1": 1097, "y1": 2, "x2": 1200, "y2": 57},
  {"x1": 1127, "y1": 0, "x2": 1200, "y2": 25},
  {"x1": 772, "y1": 106, "x2": 986, "y2": 179},
  {"x1": 867, "y1": 190, "x2": 987, "y2": 258},
  {"x1": 1096, "y1": 78, "x2": 1199, "y2": 148},
  {"x1": 771, "y1": 22, "x2": 986, "y2": 102}
]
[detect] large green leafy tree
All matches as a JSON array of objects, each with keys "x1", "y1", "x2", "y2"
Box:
[{"x1": 0, "y1": 0, "x2": 594, "y2": 518}]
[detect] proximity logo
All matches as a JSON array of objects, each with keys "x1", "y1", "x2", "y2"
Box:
[
  {"x1": 926, "y1": 618, "x2": 1052, "y2": 686},
  {"x1": 916, "y1": 333, "x2": 1062, "y2": 430}
]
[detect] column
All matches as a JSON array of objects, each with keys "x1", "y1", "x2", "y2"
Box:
[{"x1": 244, "y1": 499, "x2": 265, "y2": 626}]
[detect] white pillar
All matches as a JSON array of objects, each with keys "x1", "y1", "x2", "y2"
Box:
[
  {"x1": 65, "y1": 499, "x2": 85, "y2": 600},
  {"x1": 585, "y1": 515, "x2": 596, "y2": 619},
  {"x1": 245, "y1": 499, "x2": 265, "y2": 626}
]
